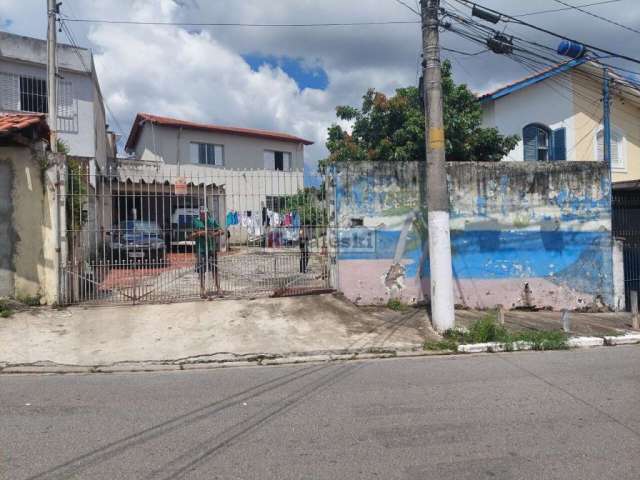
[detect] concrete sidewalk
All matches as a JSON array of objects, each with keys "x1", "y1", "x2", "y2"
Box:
[
  {"x1": 1, "y1": 296, "x2": 637, "y2": 373},
  {"x1": 0, "y1": 295, "x2": 431, "y2": 368}
]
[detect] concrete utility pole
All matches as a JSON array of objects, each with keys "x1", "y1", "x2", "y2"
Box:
[
  {"x1": 421, "y1": 0, "x2": 455, "y2": 332},
  {"x1": 47, "y1": 0, "x2": 58, "y2": 152},
  {"x1": 602, "y1": 67, "x2": 612, "y2": 166}
]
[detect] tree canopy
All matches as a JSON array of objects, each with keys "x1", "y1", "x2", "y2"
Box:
[{"x1": 325, "y1": 60, "x2": 519, "y2": 164}]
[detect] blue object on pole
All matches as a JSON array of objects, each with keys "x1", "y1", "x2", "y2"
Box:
[
  {"x1": 603, "y1": 67, "x2": 612, "y2": 167},
  {"x1": 557, "y1": 40, "x2": 586, "y2": 59}
]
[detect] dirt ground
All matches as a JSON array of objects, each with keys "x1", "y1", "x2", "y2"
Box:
[{"x1": 456, "y1": 309, "x2": 635, "y2": 336}]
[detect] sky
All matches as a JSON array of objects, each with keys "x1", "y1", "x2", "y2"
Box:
[{"x1": 2, "y1": 0, "x2": 640, "y2": 181}]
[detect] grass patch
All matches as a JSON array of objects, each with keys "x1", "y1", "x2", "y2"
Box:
[
  {"x1": 424, "y1": 338, "x2": 459, "y2": 351},
  {"x1": 0, "y1": 299, "x2": 13, "y2": 318},
  {"x1": 387, "y1": 298, "x2": 409, "y2": 312},
  {"x1": 511, "y1": 330, "x2": 568, "y2": 350},
  {"x1": 425, "y1": 314, "x2": 568, "y2": 352}
]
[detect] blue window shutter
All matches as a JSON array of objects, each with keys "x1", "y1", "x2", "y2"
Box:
[
  {"x1": 552, "y1": 128, "x2": 566, "y2": 161},
  {"x1": 523, "y1": 124, "x2": 538, "y2": 161}
]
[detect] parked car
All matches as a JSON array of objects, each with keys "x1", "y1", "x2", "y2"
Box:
[{"x1": 106, "y1": 220, "x2": 166, "y2": 263}]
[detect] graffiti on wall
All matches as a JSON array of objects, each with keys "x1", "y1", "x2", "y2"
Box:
[{"x1": 331, "y1": 161, "x2": 614, "y2": 310}]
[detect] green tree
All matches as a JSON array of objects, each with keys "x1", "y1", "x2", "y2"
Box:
[
  {"x1": 289, "y1": 187, "x2": 327, "y2": 227},
  {"x1": 325, "y1": 60, "x2": 519, "y2": 163}
]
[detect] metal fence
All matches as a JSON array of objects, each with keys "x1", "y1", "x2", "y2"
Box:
[
  {"x1": 59, "y1": 162, "x2": 334, "y2": 305},
  {"x1": 612, "y1": 189, "x2": 640, "y2": 311}
]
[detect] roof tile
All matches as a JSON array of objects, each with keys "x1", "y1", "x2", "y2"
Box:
[
  {"x1": 125, "y1": 113, "x2": 314, "y2": 151},
  {"x1": 0, "y1": 113, "x2": 49, "y2": 137}
]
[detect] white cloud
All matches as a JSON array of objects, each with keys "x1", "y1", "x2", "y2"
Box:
[{"x1": 2, "y1": 0, "x2": 640, "y2": 168}]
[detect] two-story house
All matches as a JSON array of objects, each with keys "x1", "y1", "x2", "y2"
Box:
[
  {"x1": 120, "y1": 112, "x2": 314, "y2": 233},
  {"x1": 479, "y1": 58, "x2": 640, "y2": 183},
  {"x1": 0, "y1": 31, "x2": 110, "y2": 169}
]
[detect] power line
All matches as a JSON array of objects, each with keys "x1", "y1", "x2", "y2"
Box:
[
  {"x1": 450, "y1": 0, "x2": 640, "y2": 65},
  {"x1": 441, "y1": 46, "x2": 487, "y2": 55},
  {"x1": 391, "y1": 0, "x2": 421, "y2": 16},
  {"x1": 442, "y1": 7, "x2": 640, "y2": 108},
  {"x1": 515, "y1": 0, "x2": 622, "y2": 18},
  {"x1": 551, "y1": 0, "x2": 640, "y2": 35},
  {"x1": 58, "y1": 17, "x2": 127, "y2": 138},
  {"x1": 62, "y1": 18, "x2": 421, "y2": 27}
]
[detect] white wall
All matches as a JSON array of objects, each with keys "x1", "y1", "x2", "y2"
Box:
[
  {"x1": 134, "y1": 123, "x2": 306, "y2": 171},
  {"x1": 0, "y1": 59, "x2": 106, "y2": 166},
  {"x1": 481, "y1": 74, "x2": 576, "y2": 162},
  {"x1": 116, "y1": 160, "x2": 305, "y2": 220}
]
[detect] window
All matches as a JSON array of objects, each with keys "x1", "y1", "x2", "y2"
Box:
[
  {"x1": 523, "y1": 124, "x2": 566, "y2": 161},
  {"x1": 596, "y1": 128, "x2": 625, "y2": 170},
  {"x1": 0, "y1": 73, "x2": 77, "y2": 131},
  {"x1": 19, "y1": 76, "x2": 48, "y2": 113},
  {"x1": 264, "y1": 150, "x2": 292, "y2": 171},
  {"x1": 190, "y1": 142, "x2": 224, "y2": 166},
  {"x1": 57, "y1": 79, "x2": 76, "y2": 132},
  {"x1": 266, "y1": 196, "x2": 288, "y2": 211},
  {"x1": 0, "y1": 72, "x2": 20, "y2": 110}
]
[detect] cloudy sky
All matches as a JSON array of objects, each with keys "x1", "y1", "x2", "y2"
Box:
[{"x1": 2, "y1": 0, "x2": 639, "y2": 176}]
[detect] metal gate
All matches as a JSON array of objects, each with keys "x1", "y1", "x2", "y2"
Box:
[
  {"x1": 58, "y1": 160, "x2": 334, "y2": 305},
  {"x1": 612, "y1": 187, "x2": 640, "y2": 311}
]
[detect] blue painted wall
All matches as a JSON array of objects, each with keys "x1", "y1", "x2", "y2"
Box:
[{"x1": 331, "y1": 161, "x2": 615, "y2": 309}]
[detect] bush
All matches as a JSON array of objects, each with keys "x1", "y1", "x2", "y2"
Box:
[
  {"x1": 0, "y1": 300, "x2": 13, "y2": 318},
  {"x1": 387, "y1": 298, "x2": 408, "y2": 311},
  {"x1": 467, "y1": 315, "x2": 510, "y2": 343}
]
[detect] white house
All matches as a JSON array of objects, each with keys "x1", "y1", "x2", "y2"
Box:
[
  {"x1": 480, "y1": 59, "x2": 640, "y2": 183},
  {"x1": 0, "y1": 31, "x2": 111, "y2": 168},
  {"x1": 124, "y1": 112, "x2": 312, "y2": 172},
  {"x1": 122, "y1": 113, "x2": 314, "y2": 218}
]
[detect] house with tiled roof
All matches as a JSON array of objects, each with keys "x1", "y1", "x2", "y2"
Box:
[
  {"x1": 120, "y1": 112, "x2": 314, "y2": 228},
  {"x1": 479, "y1": 58, "x2": 640, "y2": 183},
  {"x1": 0, "y1": 31, "x2": 114, "y2": 169},
  {"x1": 124, "y1": 112, "x2": 313, "y2": 173}
]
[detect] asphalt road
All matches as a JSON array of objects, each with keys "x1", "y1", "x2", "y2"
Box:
[{"x1": 2, "y1": 347, "x2": 640, "y2": 480}]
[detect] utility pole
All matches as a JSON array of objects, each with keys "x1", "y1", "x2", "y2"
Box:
[
  {"x1": 47, "y1": 0, "x2": 58, "y2": 152},
  {"x1": 602, "y1": 67, "x2": 612, "y2": 166},
  {"x1": 421, "y1": 0, "x2": 455, "y2": 332}
]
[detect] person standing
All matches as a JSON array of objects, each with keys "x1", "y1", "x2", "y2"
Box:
[
  {"x1": 299, "y1": 228, "x2": 309, "y2": 274},
  {"x1": 191, "y1": 207, "x2": 223, "y2": 298}
]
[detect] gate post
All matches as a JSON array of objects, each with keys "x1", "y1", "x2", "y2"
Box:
[{"x1": 53, "y1": 158, "x2": 68, "y2": 305}]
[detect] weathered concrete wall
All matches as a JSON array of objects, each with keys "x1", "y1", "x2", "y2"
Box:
[
  {"x1": 332, "y1": 161, "x2": 615, "y2": 310},
  {"x1": 0, "y1": 161, "x2": 15, "y2": 297},
  {"x1": 0, "y1": 146, "x2": 58, "y2": 303}
]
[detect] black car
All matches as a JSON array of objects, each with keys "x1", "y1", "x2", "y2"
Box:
[{"x1": 106, "y1": 221, "x2": 166, "y2": 263}]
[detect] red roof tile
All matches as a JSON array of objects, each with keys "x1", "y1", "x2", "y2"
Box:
[
  {"x1": 0, "y1": 113, "x2": 49, "y2": 136},
  {"x1": 125, "y1": 113, "x2": 314, "y2": 152}
]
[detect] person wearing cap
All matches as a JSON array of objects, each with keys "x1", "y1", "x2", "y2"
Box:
[{"x1": 191, "y1": 207, "x2": 223, "y2": 297}]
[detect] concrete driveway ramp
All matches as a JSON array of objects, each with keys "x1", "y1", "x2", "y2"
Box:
[{"x1": 0, "y1": 294, "x2": 428, "y2": 367}]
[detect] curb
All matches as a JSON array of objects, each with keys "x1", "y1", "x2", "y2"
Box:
[
  {"x1": 1, "y1": 333, "x2": 638, "y2": 375},
  {"x1": 0, "y1": 347, "x2": 434, "y2": 375},
  {"x1": 604, "y1": 333, "x2": 640, "y2": 346},
  {"x1": 455, "y1": 334, "x2": 636, "y2": 354}
]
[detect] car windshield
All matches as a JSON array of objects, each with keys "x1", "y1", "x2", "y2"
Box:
[{"x1": 121, "y1": 221, "x2": 160, "y2": 234}]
